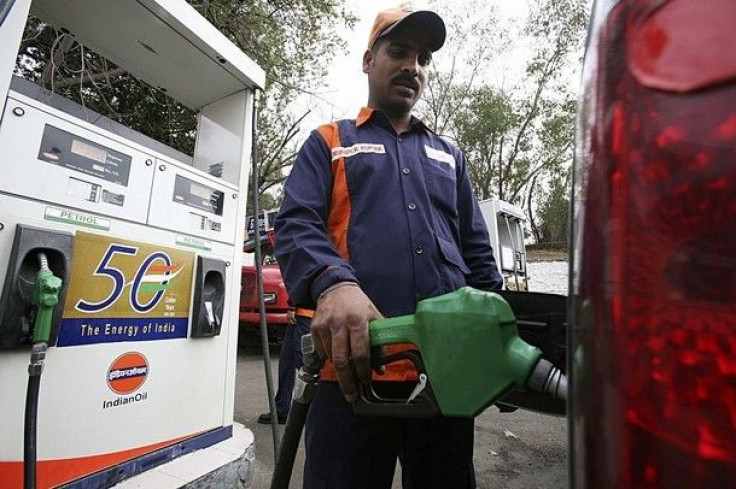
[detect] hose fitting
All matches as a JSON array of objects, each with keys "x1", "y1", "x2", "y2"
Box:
[
  {"x1": 527, "y1": 358, "x2": 567, "y2": 402},
  {"x1": 292, "y1": 334, "x2": 325, "y2": 404},
  {"x1": 27, "y1": 343, "x2": 47, "y2": 377}
]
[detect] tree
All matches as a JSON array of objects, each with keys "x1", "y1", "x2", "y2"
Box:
[
  {"x1": 420, "y1": 0, "x2": 508, "y2": 137},
  {"x1": 15, "y1": 1, "x2": 356, "y2": 206},
  {"x1": 451, "y1": 86, "x2": 516, "y2": 201},
  {"x1": 418, "y1": 0, "x2": 588, "y2": 225},
  {"x1": 535, "y1": 172, "x2": 570, "y2": 246},
  {"x1": 189, "y1": 1, "x2": 356, "y2": 204}
]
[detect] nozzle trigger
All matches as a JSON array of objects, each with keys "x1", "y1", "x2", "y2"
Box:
[{"x1": 406, "y1": 373, "x2": 427, "y2": 404}]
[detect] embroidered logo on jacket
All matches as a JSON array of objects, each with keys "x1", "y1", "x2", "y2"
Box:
[
  {"x1": 424, "y1": 145, "x2": 456, "y2": 169},
  {"x1": 331, "y1": 143, "x2": 386, "y2": 161}
]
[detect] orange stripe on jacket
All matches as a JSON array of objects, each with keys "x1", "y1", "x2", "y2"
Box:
[
  {"x1": 311, "y1": 121, "x2": 418, "y2": 382},
  {"x1": 295, "y1": 308, "x2": 315, "y2": 318},
  {"x1": 320, "y1": 343, "x2": 419, "y2": 382},
  {"x1": 317, "y1": 123, "x2": 350, "y2": 260}
]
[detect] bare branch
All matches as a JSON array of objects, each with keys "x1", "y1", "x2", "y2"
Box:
[{"x1": 53, "y1": 67, "x2": 126, "y2": 89}]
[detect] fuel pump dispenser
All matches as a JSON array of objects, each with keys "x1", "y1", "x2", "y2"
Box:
[{"x1": 0, "y1": 1, "x2": 264, "y2": 488}]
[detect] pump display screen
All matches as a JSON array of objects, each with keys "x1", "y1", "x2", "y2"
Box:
[
  {"x1": 173, "y1": 175, "x2": 224, "y2": 216},
  {"x1": 38, "y1": 125, "x2": 131, "y2": 186},
  {"x1": 71, "y1": 139, "x2": 108, "y2": 164}
]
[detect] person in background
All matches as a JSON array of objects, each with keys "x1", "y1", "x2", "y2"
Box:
[
  {"x1": 257, "y1": 308, "x2": 309, "y2": 424},
  {"x1": 274, "y1": 3, "x2": 503, "y2": 487}
]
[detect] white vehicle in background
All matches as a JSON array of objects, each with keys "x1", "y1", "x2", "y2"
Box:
[{"x1": 479, "y1": 199, "x2": 529, "y2": 291}]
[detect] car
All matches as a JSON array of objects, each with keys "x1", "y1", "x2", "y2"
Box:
[
  {"x1": 238, "y1": 260, "x2": 291, "y2": 345},
  {"x1": 240, "y1": 212, "x2": 292, "y2": 345},
  {"x1": 570, "y1": 0, "x2": 736, "y2": 486}
]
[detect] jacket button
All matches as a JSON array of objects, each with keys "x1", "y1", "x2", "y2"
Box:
[
  {"x1": 402, "y1": 167, "x2": 411, "y2": 175},
  {"x1": 408, "y1": 203, "x2": 417, "y2": 211},
  {"x1": 415, "y1": 246, "x2": 423, "y2": 255}
]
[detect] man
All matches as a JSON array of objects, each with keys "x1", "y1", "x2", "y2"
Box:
[
  {"x1": 274, "y1": 3, "x2": 503, "y2": 488},
  {"x1": 257, "y1": 309, "x2": 304, "y2": 425}
]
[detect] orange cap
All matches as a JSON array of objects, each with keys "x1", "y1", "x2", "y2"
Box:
[{"x1": 367, "y1": 2, "x2": 446, "y2": 52}]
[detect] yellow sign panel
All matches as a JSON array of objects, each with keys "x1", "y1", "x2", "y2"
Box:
[{"x1": 58, "y1": 232, "x2": 195, "y2": 346}]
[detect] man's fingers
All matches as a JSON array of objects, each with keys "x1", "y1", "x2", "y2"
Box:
[
  {"x1": 330, "y1": 324, "x2": 358, "y2": 401},
  {"x1": 311, "y1": 283, "x2": 385, "y2": 403},
  {"x1": 349, "y1": 325, "x2": 371, "y2": 382},
  {"x1": 311, "y1": 328, "x2": 327, "y2": 360},
  {"x1": 333, "y1": 354, "x2": 358, "y2": 402}
]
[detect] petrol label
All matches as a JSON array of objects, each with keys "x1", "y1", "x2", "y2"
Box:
[
  {"x1": 44, "y1": 206, "x2": 111, "y2": 230},
  {"x1": 57, "y1": 232, "x2": 195, "y2": 346}
]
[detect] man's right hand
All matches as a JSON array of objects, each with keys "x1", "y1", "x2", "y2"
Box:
[{"x1": 310, "y1": 282, "x2": 383, "y2": 403}]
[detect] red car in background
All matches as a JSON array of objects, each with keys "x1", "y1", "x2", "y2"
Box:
[
  {"x1": 239, "y1": 211, "x2": 292, "y2": 345},
  {"x1": 239, "y1": 261, "x2": 291, "y2": 344}
]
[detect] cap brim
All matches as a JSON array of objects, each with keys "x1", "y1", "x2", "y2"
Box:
[{"x1": 379, "y1": 11, "x2": 446, "y2": 52}]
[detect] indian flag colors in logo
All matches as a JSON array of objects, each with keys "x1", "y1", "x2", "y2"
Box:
[{"x1": 135, "y1": 262, "x2": 185, "y2": 294}]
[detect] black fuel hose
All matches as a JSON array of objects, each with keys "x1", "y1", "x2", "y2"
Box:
[
  {"x1": 270, "y1": 400, "x2": 310, "y2": 489},
  {"x1": 250, "y1": 89, "x2": 281, "y2": 460},
  {"x1": 24, "y1": 375, "x2": 40, "y2": 489},
  {"x1": 24, "y1": 343, "x2": 46, "y2": 489},
  {"x1": 270, "y1": 335, "x2": 324, "y2": 489}
]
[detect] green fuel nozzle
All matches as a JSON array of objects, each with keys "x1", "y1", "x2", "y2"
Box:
[
  {"x1": 359, "y1": 287, "x2": 565, "y2": 418},
  {"x1": 30, "y1": 253, "x2": 62, "y2": 344}
]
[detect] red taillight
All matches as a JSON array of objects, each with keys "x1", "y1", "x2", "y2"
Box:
[
  {"x1": 573, "y1": 0, "x2": 736, "y2": 487},
  {"x1": 630, "y1": 0, "x2": 736, "y2": 91}
]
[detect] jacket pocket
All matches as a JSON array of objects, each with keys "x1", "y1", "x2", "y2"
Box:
[
  {"x1": 436, "y1": 234, "x2": 471, "y2": 275},
  {"x1": 422, "y1": 157, "x2": 458, "y2": 219}
]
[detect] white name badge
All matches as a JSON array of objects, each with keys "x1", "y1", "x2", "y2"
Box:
[
  {"x1": 424, "y1": 145, "x2": 456, "y2": 170},
  {"x1": 331, "y1": 143, "x2": 386, "y2": 161}
]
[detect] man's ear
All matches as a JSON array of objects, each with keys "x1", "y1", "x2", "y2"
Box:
[{"x1": 362, "y1": 49, "x2": 373, "y2": 74}]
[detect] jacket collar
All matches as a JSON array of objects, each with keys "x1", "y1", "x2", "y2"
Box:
[{"x1": 355, "y1": 107, "x2": 431, "y2": 134}]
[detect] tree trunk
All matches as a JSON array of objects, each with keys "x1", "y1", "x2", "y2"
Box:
[{"x1": 527, "y1": 175, "x2": 541, "y2": 243}]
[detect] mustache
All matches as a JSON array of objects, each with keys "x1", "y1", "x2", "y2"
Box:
[{"x1": 391, "y1": 73, "x2": 420, "y2": 91}]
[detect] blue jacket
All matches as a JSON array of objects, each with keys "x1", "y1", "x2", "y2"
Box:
[{"x1": 275, "y1": 107, "x2": 503, "y2": 320}]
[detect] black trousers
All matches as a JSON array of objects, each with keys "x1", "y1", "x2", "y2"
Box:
[{"x1": 302, "y1": 381, "x2": 476, "y2": 489}]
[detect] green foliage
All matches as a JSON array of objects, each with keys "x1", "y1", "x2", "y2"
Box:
[
  {"x1": 191, "y1": 1, "x2": 356, "y2": 201},
  {"x1": 419, "y1": 0, "x2": 588, "y2": 224},
  {"x1": 536, "y1": 173, "x2": 570, "y2": 246},
  {"x1": 191, "y1": 1, "x2": 356, "y2": 100},
  {"x1": 421, "y1": 0, "x2": 507, "y2": 136},
  {"x1": 452, "y1": 86, "x2": 516, "y2": 200},
  {"x1": 16, "y1": 20, "x2": 198, "y2": 154}
]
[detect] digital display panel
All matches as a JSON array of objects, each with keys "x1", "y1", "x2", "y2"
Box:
[
  {"x1": 38, "y1": 125, "x2": 131, "y2": 186},
  {"x1": 190, "y1": 181, "x2": 214, "y2": 200},
  {"x1": 71, "y1": 139, "x2": 108, "y2": 164},
  {"x1": 173, "y1": 175, "x2": 224, "y2": 216}
]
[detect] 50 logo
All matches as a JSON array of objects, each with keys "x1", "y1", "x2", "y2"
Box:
[{"x1": 76, "y1": 244, "x2": 182, "y2": 314}]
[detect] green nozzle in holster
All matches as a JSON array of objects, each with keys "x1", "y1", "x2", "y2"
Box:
[
  {"x1": 361, "y1": 287, "x2": 542, "y2": 418},
  {"x1": 30, "y1": 268, "x2": 62, "y2": 344}
]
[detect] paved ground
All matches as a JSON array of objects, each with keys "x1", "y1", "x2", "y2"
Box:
[{"x1": 233, "y1": 261, "x2": 569, "y2": 488}]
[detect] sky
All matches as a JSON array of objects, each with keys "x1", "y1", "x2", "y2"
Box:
[{"x1": 298, "y1": 0, "x2": 531, "y2": 131}]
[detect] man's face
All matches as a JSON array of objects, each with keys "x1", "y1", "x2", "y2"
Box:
[{"x1": 363, "y1": 29, "x2": 432, "y2": 116}]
